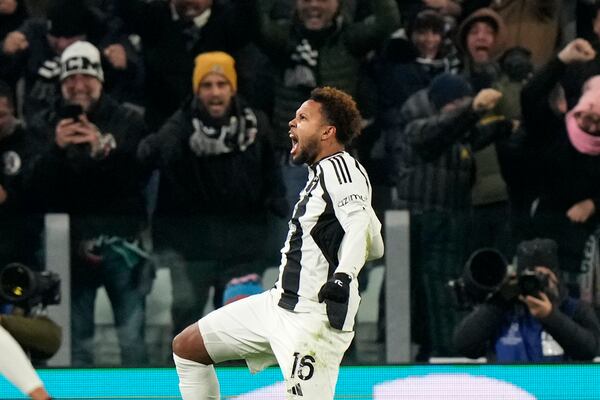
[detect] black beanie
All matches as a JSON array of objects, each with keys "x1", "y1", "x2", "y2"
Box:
[
  {"x1": 516, "y1": 238, "x2": 560, "y2": 273},
  {"x1": 408, "y1": 9, "x2": 445, "y2": 37},
  {"x1": 428, "y1": 73, "x2": 473, "y2": 110},
  {"x1": 46, "y1": 0, "x2": 91, "y2": 38}
]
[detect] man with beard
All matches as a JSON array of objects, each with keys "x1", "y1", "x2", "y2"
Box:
[
  {"x1": 27, "y1": 41, "x2": 151, "y2": 366},
  {"x1": 137, "y1": 51, "x2": 287, "y2": 344},
  {"x1": 453, "y1": 238, "x2": 600, "y2": 362},
  {"x1": 170, "y1": 86, "x2": 383, "y2": 399}
]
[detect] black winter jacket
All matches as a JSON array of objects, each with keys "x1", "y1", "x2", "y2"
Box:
[{"x1": 27, "y1": 95, "x2": 149, "y2": 241}]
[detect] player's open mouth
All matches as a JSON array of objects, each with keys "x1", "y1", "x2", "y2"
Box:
[{"x1": 290, "y1": 134, "x2": 299, "y2": 155}]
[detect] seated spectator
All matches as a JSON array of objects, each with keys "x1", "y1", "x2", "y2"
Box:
[
  {"x1": 454, "y1": 238, "x2": 600, "y2": 361},
  {"x1": 137, "y1": 51, "x2": 286, "y2": 341},
  {"x1": 26, "y1": 41, "x2": 151, "y2": 366}
]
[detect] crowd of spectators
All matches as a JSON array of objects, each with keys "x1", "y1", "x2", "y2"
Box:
[{"x1": 1, "y1": 0, "x2": 600, "y2": 366}]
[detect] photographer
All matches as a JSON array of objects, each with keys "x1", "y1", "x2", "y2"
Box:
[
  {"x1": 0, "y1": 263, "x2": 62, "y2": 363},
  {"x1": 453, "y1": 238, "x2": 600, "y2": 361},
  {"x1": 0, "y1": 262, "x2": 61, "y2": 400}
]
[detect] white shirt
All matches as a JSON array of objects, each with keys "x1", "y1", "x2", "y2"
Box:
[{"x1": 274, "y1": 151, "x2": 384, "y2": 331}]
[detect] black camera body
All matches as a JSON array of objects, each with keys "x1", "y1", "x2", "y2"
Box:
[
  {"x1": 500, "y1": 46, "x2": 533, "y2": 82},
  {"x1": 518, "y1": 270, "x2": 549, "y2": 298},
  {"x1": 0, "y1": 263, "x2": 61, "y2": 310}
]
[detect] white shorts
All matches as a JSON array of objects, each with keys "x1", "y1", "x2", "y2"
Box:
[{"x1": 198, "y1": 289, "x2": 354, "y2": 399}]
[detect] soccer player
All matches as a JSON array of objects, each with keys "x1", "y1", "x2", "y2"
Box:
[
  {"x1": 0, "y1": 325, "x2": 51, "y2": 400},
  {"x1": 172, "y1": 86, "x2": 384, "y2": 399}
]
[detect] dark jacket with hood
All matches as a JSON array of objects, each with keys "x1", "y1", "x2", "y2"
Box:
[{"x1": 456, "y1": 8, "x2": 506, "y2": 92}]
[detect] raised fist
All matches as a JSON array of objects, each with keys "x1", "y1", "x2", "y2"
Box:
[
  {"x1": 318, "y1": 272, "x2": 351, "y2": 303},
  {"x1": 472, "y1": 88, "x2": 503, "y2": 112},
  {"x1": 103, "y1": 44, "x2": 128, "y2": 70},
  {"x1": 2, "y1": 31, "x2": 28, "y2": 54},
  {"x1": 558, "y1": 39, "x2": 596, "y2": 64}
]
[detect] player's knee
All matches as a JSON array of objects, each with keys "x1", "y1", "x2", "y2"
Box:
[
  {"x1": 172, "y1": 332, "x2": 186, "y2": 357},
  {"x1": 172, "y1": 323, "x2": 214, "y2": 365}
]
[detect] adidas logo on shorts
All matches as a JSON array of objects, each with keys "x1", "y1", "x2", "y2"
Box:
[{"x1": 287, "y1": 382, "x2": 303, "y2": 396}]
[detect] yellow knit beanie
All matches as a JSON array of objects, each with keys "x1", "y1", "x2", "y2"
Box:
[{"x1": 192, "y1": 51, "x2": 237, "y2": 92}]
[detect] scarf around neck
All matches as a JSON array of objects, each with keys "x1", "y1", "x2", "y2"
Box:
[
  {"x1": 189, "y1": 100, "x2": 258, "y2": 156},
  {"x1": 566, "y1": 111, "x2": 600, "y2": 156}
]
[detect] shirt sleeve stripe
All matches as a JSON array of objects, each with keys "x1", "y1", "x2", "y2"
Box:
[
  {"x1": 332, "y1": 156, "x2": 349, "y2": 183},
  {"x1": 328, "y1": 159, "x2": 343, "y2": 184},
  {"x1": 338, "y1": 155, "x2": 353, "y2": 183}
]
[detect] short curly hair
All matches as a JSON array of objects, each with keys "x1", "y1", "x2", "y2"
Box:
[{"x1": 309, "y1": 86, "x2": 362, "y2": 145}]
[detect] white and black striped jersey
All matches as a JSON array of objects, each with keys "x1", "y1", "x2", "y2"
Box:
[{"x1": 274, "y1": 151, "x2": 384, "y2": 331}]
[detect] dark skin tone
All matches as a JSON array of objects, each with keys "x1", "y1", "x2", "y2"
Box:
[{"x1": 172, "y1": 99, "x2": 344, "y2": 364}]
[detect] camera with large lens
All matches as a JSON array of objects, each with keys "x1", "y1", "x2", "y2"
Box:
[
  {"x1": 448, "y1": 248, "x2": 509, "y2": 310},
  {"x1": 0, "y1": 263, "x2": 61, "y2": 310},
  {"x1": 448, "y1": 248, "x2": 552, "y2": 309}
]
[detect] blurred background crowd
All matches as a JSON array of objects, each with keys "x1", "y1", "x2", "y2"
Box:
[{"x1": 1, "y1": 0, "x2": 600, "y2": 367}]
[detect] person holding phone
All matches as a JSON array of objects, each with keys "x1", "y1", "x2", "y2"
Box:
[
  {"x1": 27, "y1": 41, "x2": 151, "y2": 367},
  {"x1": 453, "y1": 238, "x2": 600, "y2": 362}
]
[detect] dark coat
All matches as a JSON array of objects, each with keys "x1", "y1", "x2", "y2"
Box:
[
  {"x1": 0, "y1": 124, "x2": 44, "y2": 267},
  {"x1": 137, "y1": 96, "x2": 286, "y2": 260},
  {"x1": 27, "y1": 94, "x2": 149, "y2": 241},
  {"x1": 521, "y1": 57, "x2": 600, "y2": 272},
  {"x1": 392, "y1": 89, "x2": 511, "y2": 212},
  {"x1": 453, "y1": 296, "x2": 600, "y2": 361}
]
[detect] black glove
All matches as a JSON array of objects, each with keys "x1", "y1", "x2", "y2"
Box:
[{"x1": 318, "y1": 273, "x2": 351, "y2": 303}]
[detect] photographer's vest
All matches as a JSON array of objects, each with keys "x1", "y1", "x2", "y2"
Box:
[{"x1": 495, "y1": 298, "x2": 578, "y2": 362}]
